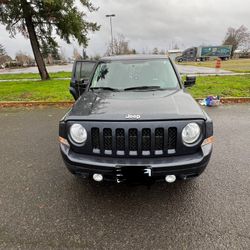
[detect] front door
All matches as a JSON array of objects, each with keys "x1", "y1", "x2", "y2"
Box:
[{"x1": 70, "y1": 60, "x2": 97, "y2": 100}]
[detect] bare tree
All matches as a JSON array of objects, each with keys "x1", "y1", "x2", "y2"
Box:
[
  {"x1": 173, "y1": 43, "x2": 180, "y2": 50},
  {"x1": 0, "y1": 44, "x2": 11, "y2": 66},
  {"x1": 151, "y1": 48, "x2": 166, "y2": 55},
  {"x1": 73, "y1": 48, "x2": 82, "y2": 60},
  {"x1": 152, "y1": 48, "x2": 159, "y2": 55},
  {"x1": 223, "y1": 25, "x2": 250, "y2": 56},
  {"x1": 90, "y1": 54, "x2": 101, "y2": 60},
  {"x1": 0, "y1": 43, "x2": 6, "y2": 56},
  {"x1": 159, "y1": 49, "x2": 166, "y2": 55},
  {"x1": 15, "y1": 51, "x2": 33, "y2": 66},
  {"x1": 60, "y1": 48, "x2": 67, "y2": 62},
  {"x1": 106, "y1": 34, "x2": 136, "y2": 56}
]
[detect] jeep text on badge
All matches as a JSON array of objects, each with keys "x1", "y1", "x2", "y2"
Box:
[
  {"x1": 125, "y1": 114, "x2": 141, "y2": 119},
  {"x1": 59, "y1": 55, "x2": 213, "y2": 184}
]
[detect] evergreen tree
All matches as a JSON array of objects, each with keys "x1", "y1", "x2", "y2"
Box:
[{"x1": 0, "y1": 0, "x2": 99, "y2": 80}]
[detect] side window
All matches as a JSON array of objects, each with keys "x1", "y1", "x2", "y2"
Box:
[
  {"x1": 81, "y1": 62, "x2": 96, "y2": 79},
  {"x1": 74, "y1": 62, "x2": 96, "y2": 80},
  {"x1": 75, "y1": 62, "x2": 82, "y2": 81}
]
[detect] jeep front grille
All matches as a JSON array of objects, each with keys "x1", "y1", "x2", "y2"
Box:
[{"x1": 91, "y1": 127, "x2": 177, "y2": 157}]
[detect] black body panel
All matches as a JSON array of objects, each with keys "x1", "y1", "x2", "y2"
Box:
[{"x1": 66, "y1": 90, "x2": 206, "y2": 121}]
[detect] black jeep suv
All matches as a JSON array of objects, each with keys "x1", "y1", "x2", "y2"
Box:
[{"x1": 59, "y1": 55, "x2": 213, "y2": 184}]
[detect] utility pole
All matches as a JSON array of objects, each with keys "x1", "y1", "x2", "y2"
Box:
[{"x1": 106, "y1": 14, "x2": 116, "y2": 55}]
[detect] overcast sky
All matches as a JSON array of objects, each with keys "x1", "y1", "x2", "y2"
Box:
[{"x1": 0, "y1": 0, "x2": 250, "y2": 58}]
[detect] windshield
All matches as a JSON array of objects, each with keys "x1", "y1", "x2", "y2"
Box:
[{"x1": 90, "y1": 59, "x2": 179, "y2": 91}]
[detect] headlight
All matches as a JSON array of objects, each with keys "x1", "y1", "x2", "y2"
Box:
[
  {"x1": 182, "y1": 123, "x2": 201, "y2": 144},
  {"x1": 69, "y1": 124, "x2": 87, "y2": 144}
]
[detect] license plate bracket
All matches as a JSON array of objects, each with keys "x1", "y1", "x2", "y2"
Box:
[{"x1": 116, "y1": 165, "x2": 152, "y2": 182}]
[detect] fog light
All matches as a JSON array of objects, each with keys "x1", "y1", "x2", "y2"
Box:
[
  {"x1": 165, "y1": 175, "x2": 176, "y2": 183},
  {"x1": 93, "y1": 174, "x2": 103, "y2": 182}
]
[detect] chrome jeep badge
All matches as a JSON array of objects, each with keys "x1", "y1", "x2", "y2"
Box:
[{"x1": 125, "y1": 114, "x2": 141, "y2": 119}]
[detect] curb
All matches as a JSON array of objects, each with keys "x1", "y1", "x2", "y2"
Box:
[
  {"x1": 0, "y1": 98, "x2": 250, "y2": 108},
  {"x1": 196, "y1": 97, "x2": 250, "y2": 104},
  {"x1": 0, "y1": 101, "x2": 74, "y2": 108}
]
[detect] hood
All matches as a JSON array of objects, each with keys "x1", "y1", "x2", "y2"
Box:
[{"x1": 66, "y1": 89, "x2": 206, "y2": 121}]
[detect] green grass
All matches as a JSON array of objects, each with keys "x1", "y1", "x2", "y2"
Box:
[
  {"x1": 179, "y1": 59, "x2": 250, "y2": 73},
  {"x1": 0, "y1": 75, "x2": 249, "y2": 102},
  {"x1": 0, "y1": 71, "x2": 71, "y2": 80},
  {"x1": 0, "y1": 79, "x2": 72, "y2": 102},
  {"x1": 189, "y1": 75, "x2": 250, "y2": 98}
]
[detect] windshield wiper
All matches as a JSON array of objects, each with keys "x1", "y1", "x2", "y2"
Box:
[
  {"x1": 124, "y1": 86, "x2": 161, "y2": 91},
  {"x1": 90, "y1": 87, "x2": 120, "y2": 92}
]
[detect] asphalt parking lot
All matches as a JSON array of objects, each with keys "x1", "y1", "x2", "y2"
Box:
[{"x1": 0, "y1": 104, "x2": 249, "y2": 249}]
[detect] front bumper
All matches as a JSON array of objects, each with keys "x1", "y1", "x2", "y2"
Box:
[{"x1": 60, "y1": 142, "x2": 213, "y2": 183}]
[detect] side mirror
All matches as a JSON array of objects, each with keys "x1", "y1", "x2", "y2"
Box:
[
  {"x1": 79, "y1": 78, "x2": 89, "y2": 88},
  {"x1": 80, "y1": 79, "x2": 90, "y2": 86},
  {"x1": 77, "y1": 79, "x2": 90, "y2": 94},
  {"x1": 184, "y1": 75, "x2": 196, "y2": 87}
]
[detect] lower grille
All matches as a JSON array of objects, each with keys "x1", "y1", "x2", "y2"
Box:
[{"x1": 91, "y1": 127, "x2": 177, "y2": 157}]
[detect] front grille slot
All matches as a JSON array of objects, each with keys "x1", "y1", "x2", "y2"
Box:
[
  {"x1": 168, "y1": 127, "x2": 177, "y2": 150},
  {"x1": 142, "y1": 129, "x2": 151, "y2": 151},
  {"x1": 116, "y1": 129, "x2": 125, "y2": 151},
  {"x1": 155, "y1": 128, "x2": 164, "y2": 150},
  {"x1": 129, "y1": 129, "x2": 138, "y2": 152},
  {"x1": 91, "y1": 128, "x2": 100, "y2": 149},
  {"x1": 103, "y1": 128, "x2": 112, "y2": 151}
]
